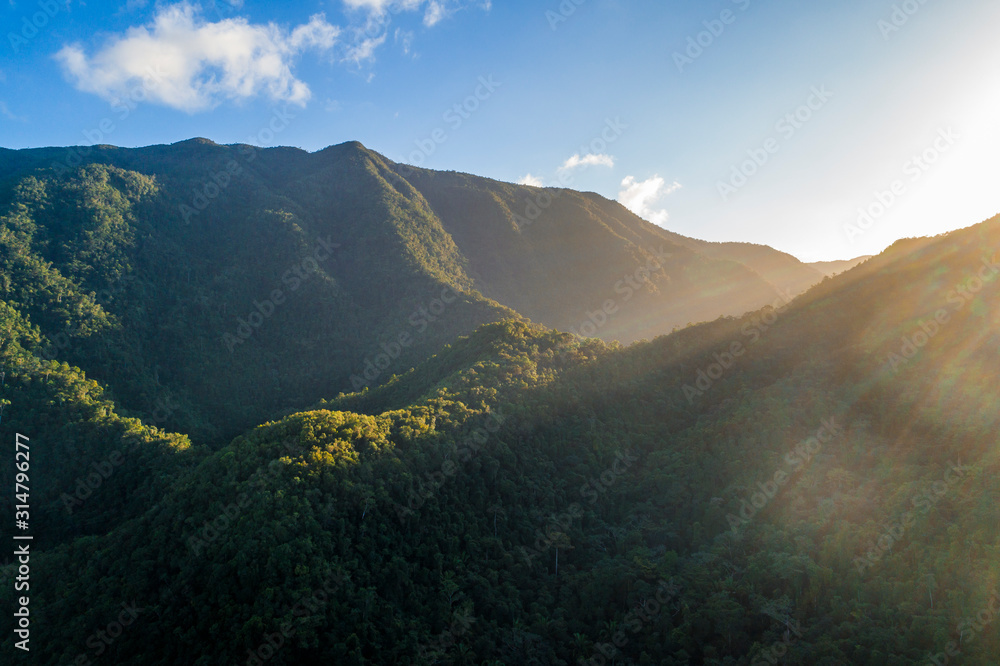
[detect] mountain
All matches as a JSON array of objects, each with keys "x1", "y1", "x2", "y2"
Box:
[
  {"x1": 3, "y1": 139, "x2": 997, "y2": 665},
  {"x1": 809, "y1": 256, "x2": 872, "y2": 276},
  {"x1": 0, "y1": 139, "x2": 811, "y2": 442},
  {"x1": 656, "y1": 230, "x2": 870, "y2": 299},
  {"x1": 396, "y1": 167, "x2": 788, "y2": 340}
]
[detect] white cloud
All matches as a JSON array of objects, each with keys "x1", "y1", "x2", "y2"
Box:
[
  {"x1": 517, "y1": 173, "x2": 544, "y2": 187},
  {"x1": 0, "y1": 101, "x2": 27, "y2": 122},
  {"x1": 343, "y1": 33, "x2": 387, "y2": 63},
  {"x1": 618, "y1": 175, "x2": 681, "y2": 227},
  {"x1": 423, "y1": 1, "x2": 446, "y2": 26},
  {"x1": 54, "y1": 2, "x2": 339, "y2": 112},
  {"x1": 343, "y1": 0, "x2": 392, "y2": 11},
  {"x1": 324, "y1": 98, "x2": 342, "y2": 112},
  {"x1": 342, "y1": 0, "x2": 428, "y2": 14},
  {"x1": 558, "y1": 153, "x2": 615, "y2": 172},
  {"x1": 340, "y1": 1, "x2": 491, "y2": 60},
  {"x1": 394, "y1": 28, "x2": 414, "y2": 55}
]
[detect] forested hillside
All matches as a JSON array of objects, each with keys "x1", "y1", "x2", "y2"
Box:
[
  {"x1": 399, "y1": 168, "x2": 789, "y2": 341},
  {"x1": 1, "y1": 139, "x2": 997, "y2": 665},
  {"x1": 0, "y1": 142, "x2": 518, "y2": 442},
  {"x1": 0, "y1": 140, "x2": 821, "y2": 442}
]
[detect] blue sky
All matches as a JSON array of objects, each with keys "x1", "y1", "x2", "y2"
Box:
[{"x1": 2, "y1": 0, "x2": 998, "y2": 261}]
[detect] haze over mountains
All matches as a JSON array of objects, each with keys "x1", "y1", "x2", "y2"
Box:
[{"x1": 1, "y1": 140, "x2": 997, "y2": 665}]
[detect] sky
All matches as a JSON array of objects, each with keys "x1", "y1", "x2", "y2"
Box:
[{"x1": 1, "y1": 0, "x2": 999, "y2": 261}]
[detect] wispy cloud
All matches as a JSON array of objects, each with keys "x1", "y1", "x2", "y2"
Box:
[
  {"x1": 517, "y1": 173, "x2": 545, "y2": 187},
  {"x1": 423, "y1": 1, "x2": 446, "y2": 26},
  {"x1": 558, "y1": 152, "x2": 615, "y2": 172},
  {"x1": 344, "y1": 33, "x2": 387, "y2": 63},
  {"x1": 394, "y1": 28, "x2": 415, "y2": 55},
  {"x1": 55, "y1": 2, "x2": 338, "y2": 112},
  {"x1": 618, "y1": 175, "x2": 680, "y2": 227},
  {"x1": 0, "y1": 101, "x2": 27, "y2": 122},
  {"x1": 340, "y1": 1, "x2": 491, "y2": 61},
  {"x1": 342, "y1": 0, "x2": 408, "y2": 11},
  {"x1": 342, "y1": 0, "x2": 482, "y2": 20}
]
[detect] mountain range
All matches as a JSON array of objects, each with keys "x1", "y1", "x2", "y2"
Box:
[
  {"x1": 0, "y1": 139, "x2": 866, "y2": 442},
  {"x1": 0, "y1": 139, "x2": 995, "y2": 666}
]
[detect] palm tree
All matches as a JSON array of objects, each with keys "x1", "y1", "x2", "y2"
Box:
[
  {"x1": 551, "y1": 532, "x2": 574, "y2": 579},
  {"x1": 924, "y1": 573, "x2": 936, "y2": 609},
  {"x1": 487, "y1": 502, "x2": 506, "y2": 538},
  {"x1": 572, "y1": 632, "x2": 592, "y2": 658}
]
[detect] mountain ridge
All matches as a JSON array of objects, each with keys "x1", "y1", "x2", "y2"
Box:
[{"x1": 0, "y1": 139, "x2": 864, "y2": 441}]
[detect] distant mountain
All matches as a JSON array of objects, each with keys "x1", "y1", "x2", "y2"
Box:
[
  {"x1": 0, "y1": 139, "x2": 820, "y2": 440},
  {"x1": 656, "y1": 231, "x2": 870, "y2": 299},
  {"x1": 809, "y1": 256, "x2": 871, "y2": 276},
  {"x1": 397, "y1": 167, "x2": 793, "y2": 341}
]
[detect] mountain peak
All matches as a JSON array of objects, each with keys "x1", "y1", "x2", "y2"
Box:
[
  {"x1": 314, "y1": 140, "x2": 373, "y2": 159},
  {"x1": 172, "y1": 137, "x2": 218, "y2": 147},
  {"x1": 335, "y1": 140, "x2": 368, "y2": 151}
]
